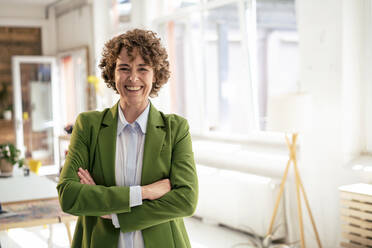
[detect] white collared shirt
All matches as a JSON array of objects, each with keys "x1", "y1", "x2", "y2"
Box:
[{"x1": 111, "y1": 103, "x2": 150, "y2": 248}]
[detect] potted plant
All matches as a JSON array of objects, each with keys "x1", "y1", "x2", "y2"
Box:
[
  {"x1": 0, "y1": 143, "x2": 24, "y2": 175},
  {"x1": 3, "y1": 104, "x2": 12, "y2": 120}
]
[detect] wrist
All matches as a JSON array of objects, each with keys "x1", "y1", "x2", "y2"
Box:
[{"x1": 141, "y1": 186, "x2": 147, "y2": 200}]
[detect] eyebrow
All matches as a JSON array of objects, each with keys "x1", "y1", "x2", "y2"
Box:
[{"x1": 117, "y1": 63, "x2": 149, "y2": 67}]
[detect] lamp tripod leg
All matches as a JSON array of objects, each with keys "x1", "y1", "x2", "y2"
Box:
[
  {"x1": 294, "y1": 156, "x2": 305, "y2": 248},
  {"x1": 267, "y1": 157, "x2": 292, "y2": 235},
  {"x1": 288, "y1": 133, "x2": 305, "y2": 248},
  {"x1": 293, "y1": 163, "x2": 322, "y2": 248}
]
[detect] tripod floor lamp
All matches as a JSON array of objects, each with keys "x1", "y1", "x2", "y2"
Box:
[{"x1": 266, "y1": 93, "x2": 322, "y2": 248}]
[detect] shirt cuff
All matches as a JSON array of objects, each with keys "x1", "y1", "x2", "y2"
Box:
[
  {"x1": 111, "y1": 214, "x2": 120, "y2": 228},
  {"x1": 130, "y1": 186, "x2": 143, "y2": 207}
]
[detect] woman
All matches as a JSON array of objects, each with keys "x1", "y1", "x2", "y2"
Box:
[{"x1": 57, "y1": 29, "x2": 198, "y2": 248}]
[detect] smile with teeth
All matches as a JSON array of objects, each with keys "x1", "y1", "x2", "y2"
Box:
[{"x1": 125, "y1": 86, "x2": 142, "y2": 91}]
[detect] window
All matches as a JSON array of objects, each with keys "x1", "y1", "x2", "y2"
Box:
[
  {"x1": 255, "y1": 0, "x2": 298, "y2": 130},
  {"x1": 114, "y1": 0, "x2": 132, "y2": 23},
  {"x1": 153, "y1": 0, "x2": 298, "y2": 137},
  {"x1": 155, "y1": 0, "x2": 256, "y2": 136},
  {"x1": 58, "y1": 48, "x2": 89, "y2": 127}
]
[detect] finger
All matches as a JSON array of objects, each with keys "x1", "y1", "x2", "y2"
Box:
[
  {"x1": 77, "y1": 171, "x2": 85, "y2": 180},
  {"x1": 78, "y1": 168, "x2": 95, "y2": 185},
  {"x1": 80, "y1": 168, "x2": 95, "y2": 185},
  {"x1": 77, "y1": 170, "x2": 89, "y2": 182},
  {"x1": 80, "y1": 168, "x2": 88, "y2": 175},
  {"x1": 84, "y1": 169, "x2": 95, "y2": 184},
  {"x1": 77, "y1": 169, "x2": 84, "y2": 178},
  {"x1": 80, "y1": 177, "x2": 89, "y2": 185},
  {"x1": 84, "y1": 177, "x2": 94, "y2": 185},
  {"x1": 82, "y1": 177, "x2": 90, "y2": 184},
  {"x1": 80, "y1": 178, "x2": 89, "y2": 185},
  {"x1": 78, "y1": 168, "x2": 86, "y2": 179},
  {"x1": 78, "y1": 172, "x2": 93, "y2": 185}
]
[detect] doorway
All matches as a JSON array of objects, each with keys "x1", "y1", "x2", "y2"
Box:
[{"x1": 12, "y1": 56, "x2": 59, "y2": 167}]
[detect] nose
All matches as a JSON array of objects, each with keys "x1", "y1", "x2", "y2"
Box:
[{"x1": 129, "y1": 70, "x2": 138, "y2": 82}]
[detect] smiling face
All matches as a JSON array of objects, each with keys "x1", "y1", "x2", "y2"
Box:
[{"x1": 115, "y1": 48, "x2": 155, "y2": 111}]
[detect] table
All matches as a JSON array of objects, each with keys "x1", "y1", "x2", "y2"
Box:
[
  {"x1": 0, "y1": 173, "x2": 76, "y2": 246},
  {"x1": 0, "y1": 173, "x2": 58, "y2": 203}
]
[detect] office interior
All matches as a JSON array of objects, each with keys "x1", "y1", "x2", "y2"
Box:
[{"x1": 0, "y1": 0, "x2": 371, "y2": 247}]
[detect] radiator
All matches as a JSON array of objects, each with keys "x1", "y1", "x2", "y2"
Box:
[
  {"x1": 339, "y1": 183, "x2": 372, "y2": 248},
  {"x1": 193, "y1": 164, "x2": 286, "y2": 240}
]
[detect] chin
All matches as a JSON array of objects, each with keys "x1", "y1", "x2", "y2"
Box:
[{"x1": 123, "y1": 97, "x2": 147, "y2": 106}]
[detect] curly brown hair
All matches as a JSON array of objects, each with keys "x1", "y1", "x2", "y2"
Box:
[{"x1": 99, "y1": 29, "x2": 170, "y2": 97}]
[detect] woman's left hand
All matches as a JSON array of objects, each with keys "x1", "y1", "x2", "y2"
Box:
[{"x1": 77, "y1": 167, "x2": 111, "y2": 219}]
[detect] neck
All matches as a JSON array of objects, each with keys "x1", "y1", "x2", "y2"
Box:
[{"x1": 119, "y1": 99, "x2": 148, "y2": 123}]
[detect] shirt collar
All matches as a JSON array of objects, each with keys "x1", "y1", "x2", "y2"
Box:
[{"x1": 117, "y1": 102, "x2": 150, "y2": 135}]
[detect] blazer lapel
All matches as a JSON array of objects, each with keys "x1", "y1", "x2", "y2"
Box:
[
  {"x1": 98, "y1": 102, "x2": 118, "y2": 187},
  {"x1": 141, "y1": 103, "x2": 166, "y2": 185}
]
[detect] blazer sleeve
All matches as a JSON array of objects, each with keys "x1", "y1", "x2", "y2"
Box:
[
  {"x1": 57, "y1": 113, "x2": 131, "y2": 216},
  {"x1": 116, "y1": 118, "x2": 198, "y2": 233}
]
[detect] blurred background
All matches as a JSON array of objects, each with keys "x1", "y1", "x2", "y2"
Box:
[{"x1": 0, "y1": 0, "x2": 371, "y2": 247}]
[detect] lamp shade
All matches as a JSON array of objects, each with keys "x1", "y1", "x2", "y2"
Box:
[{"x1": 266, "y1": 92, "x2": 311, "y2": 133}]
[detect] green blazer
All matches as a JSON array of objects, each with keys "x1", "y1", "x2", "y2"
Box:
[{"x1": 57, "y1": 102, "x2": 198, "y2": 248}]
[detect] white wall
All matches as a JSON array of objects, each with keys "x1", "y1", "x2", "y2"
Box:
[
  {"x1": 56, "y1": 4, "x2": 94, "y2": 75},
  {"x1": 0, "y1": 3, "x2": 44, "y2": 19},
  {"x1": 342, "y1": 1, "x2": 364, "y2": 163},
  {"x1": 296, "y1": 0, "x2": 365, "y2": 247},
  {"x1": 363, "y1": 1, "x2": 372, "y2": 153}
]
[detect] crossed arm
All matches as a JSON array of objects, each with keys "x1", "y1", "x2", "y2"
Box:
[{"x1": 77, "y1": 167, "x2": 171, "y2": 219}]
